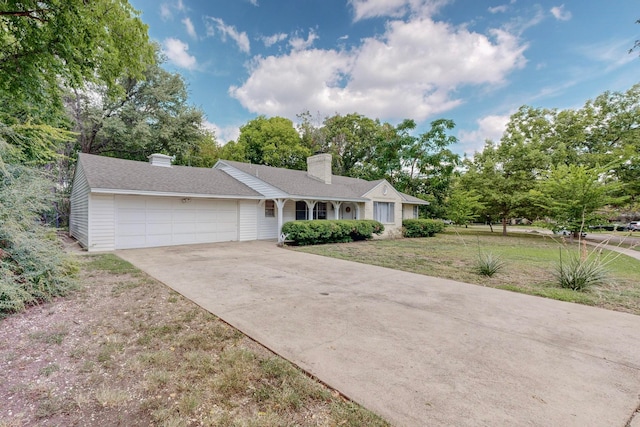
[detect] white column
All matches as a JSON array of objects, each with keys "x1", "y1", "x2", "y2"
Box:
[
  {"x1": 305, "y1": 200, "x2": 317, "y2": 220},
  {"x1": 331, "y1": 201, "x2": 342, "y2": 219},
  {"x1": 355, "y1": 203, "x2": 361, "y2": 220},
  {"x1": 276, "y1": 199, "x2": 286, "y2": 242}
]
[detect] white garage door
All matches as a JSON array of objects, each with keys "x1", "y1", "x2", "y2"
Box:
[{"x1": 115, "y1": 196, "x2": 238, "y2": 249}]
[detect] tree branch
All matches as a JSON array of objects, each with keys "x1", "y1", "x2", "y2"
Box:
[{"x1": 0, "y1": 9, "x2": 50, "y2": 22}]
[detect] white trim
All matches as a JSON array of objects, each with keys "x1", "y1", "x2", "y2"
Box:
[{"x1": 90, "y1": 188, "x2": 263, "y2": 199}]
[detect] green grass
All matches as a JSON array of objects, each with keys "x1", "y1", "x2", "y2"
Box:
[{"x1": 294, "y1": 229, "x2": 640, "y2": 315}]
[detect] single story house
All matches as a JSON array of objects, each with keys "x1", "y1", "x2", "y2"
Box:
[{"x1": 70, "y1": 152, "x2": 428, "y2": 251}]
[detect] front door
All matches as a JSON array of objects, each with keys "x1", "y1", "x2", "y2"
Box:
[{"x1": 341, "y1": 203, "x2": 355, "y2": 220}]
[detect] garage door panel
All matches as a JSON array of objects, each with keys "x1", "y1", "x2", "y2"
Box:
[
  {"x1": 146, "y1": 234, "x2": 173, "y2": 246},
  {"x1": 115, "y1": 196, "x2": 238, "y2": 249},
  {"x1": 117, "y1": 210, "x2": 146, "y2": 223},
  {"x1": 146, "y1": 210, "x2": 172, "y2": 222}
]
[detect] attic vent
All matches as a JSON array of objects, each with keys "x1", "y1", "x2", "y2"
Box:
[{"x1": 148, "y1": 153, "x2": 173, "y2": 167}]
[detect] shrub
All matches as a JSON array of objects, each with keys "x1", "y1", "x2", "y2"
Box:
[
  {"x1": 555, "y1": 250, "x2": 608, "y2": 291},
  {"x1": 402, "y1": 219, "x2": 446, "y2": 238},
  {"x1": 0, "y1": 161, "x2": 78, "y2": 317},
  {"x1": 281, "y1": 220, "x2": 384, "y2": 246}
]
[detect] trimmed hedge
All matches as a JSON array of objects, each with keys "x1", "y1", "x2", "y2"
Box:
[
  {"x1": 402, "y1": 219, "x2": 446, "y2": 237},
  {"x1": 281, "y1": 220, "x2": 384, "y2": 245}
]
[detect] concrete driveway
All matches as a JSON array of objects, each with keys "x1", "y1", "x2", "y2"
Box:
[{"x1": 117, "y1": 241, "x2": 640, "y2": 427}]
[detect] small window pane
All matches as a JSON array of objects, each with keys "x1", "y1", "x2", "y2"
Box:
[
  {"x1": 265, "y1": 200, "x2": 275, "y2": 217},
  {"x1": 295, "y1": 201, "x2": 307, "y2": 220}
]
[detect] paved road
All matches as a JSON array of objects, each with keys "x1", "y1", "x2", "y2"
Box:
[{"x1": 117, "y1": 241, "x2": 640, "y2": 427}]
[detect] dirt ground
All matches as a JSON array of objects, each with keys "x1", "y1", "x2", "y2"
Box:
[{"x1": 0, "y1": 251, "x2": 386, "y2": 427}]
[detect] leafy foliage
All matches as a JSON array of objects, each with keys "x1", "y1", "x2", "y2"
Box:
[
  {"x1": 66, "y1": 49, "x2": 212, "y2": 165},
  {"x1": 531, "y1": 164, "x2": 626, "y2": 234},
  {"x1": 0, "y1": 159, "x2": 78, "y2": 316},
  {"x1": 281, "y1": 220, "x2": 384, "y2": 246},
  {"x1": 0, "y1": 0, "x2": 154, "y2": 109},
  {"x1": 222, "y1": 116, "x2": 310, "y2": 169},
  {"x1": 445, "y1": 187, "x2": 485, "y2": 226},
  {"x1": 402, "y1": 219, "x2": 446, "y2": 237}
]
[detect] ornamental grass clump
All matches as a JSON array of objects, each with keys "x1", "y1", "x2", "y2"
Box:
[
  {"x1": 473, "y1": 251, "x2": 505, "y2": 277},
  {"x1": 555, "y1": 245, "x2": 608, "y2": 291}
]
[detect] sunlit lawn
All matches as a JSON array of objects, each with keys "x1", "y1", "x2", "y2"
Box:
[{"x1": 293, "y1": 228, "x2": 640, "y2": 315}]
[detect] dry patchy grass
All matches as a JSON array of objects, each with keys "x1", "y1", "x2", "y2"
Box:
[
  {"x1": 294, "y1": 230, "x2": 640, "y2": 315},
  {"x1": 0, "y1": 254, "x2": 388, "y2": 427}
]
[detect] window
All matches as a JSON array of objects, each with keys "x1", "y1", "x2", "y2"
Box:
[
  {"x1": 295, "y1": 201, "x2": 308, "y2": 220},
  {"x1": 374, "y1": 202, "x2": 394, "y2": 223},
  {"x1": 413, "y1": 205, "x2": 419, "y2": 219},
  {"x1": 314, "y1": 202, "x2": 327, "y2": 220},
  {"x1": 265, "y1": 200, "x2": 275, "y2": 217}
]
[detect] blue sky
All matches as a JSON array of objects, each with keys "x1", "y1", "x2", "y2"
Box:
[{"x1": 129, "y1": 0, "x2": 639, "y2": 155}]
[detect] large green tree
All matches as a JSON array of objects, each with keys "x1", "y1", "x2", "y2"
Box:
[
  {"x1": 224, "y1": 116, "x2": 310, "y2": 170},
  {"x1": 531, "y1": 164, "x2": 626, "y2": 236},
  {"x1": 66, "y1": 50, "x2": 212, "y2": 165},
  {"x1": 0, "y1": 0, "x2": 154, "y2": 111}
]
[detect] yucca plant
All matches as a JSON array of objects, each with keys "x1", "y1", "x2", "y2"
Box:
[
  {"x1": 555, "y1": 248, "x2": 608, "y2": 291},
  {"x1": 474, "y1": 251, "x2": 505, "y2": 277}
]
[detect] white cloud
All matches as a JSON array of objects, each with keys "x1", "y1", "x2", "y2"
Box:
[
  {"x1": 160, "y1": 3, "x2": 172, "y2": 20},
  {"x1": 203, "y1": 121, "x2": 241, "y2": 144},
  {"x1": 160, "y1": 0, "x2": 186, "y2": 20},
  {"x1": 289, "y1": 29, "x2": 319, "y2": 51},
  {"x1": 488, "y1": 5, "x2": 508, "y2": 14},
  {"x1": 458, "y1": 114, "x2": 510, "y2": 155},
  {"x1": 261, "y1": 32, "x2": 288, "y2": 47},
  {"x1": 248, "y1": 0, "x2": 258, "y2": 5},
  {"x1": 162, "y1": 38, "x2": 197, "y2": 70},
  {"x1": 230, "y1": 16, "x2": 527, "y2": 123},
  {"x1": 550, "y1": 5, "x2": 572, "y2": 21},
  {"x1": 349, "y1": 0, "x2": 450, "y2": 21},
  {"x1": 182, "y1": 17, "x2": 197, "y2": 39},
  {"x1": 206, "y1": 17, "x2": 250, "y2": 54}
]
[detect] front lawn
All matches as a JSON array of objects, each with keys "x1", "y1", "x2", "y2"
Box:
[{"x1": 293, "y1": 229, "x2": 640, "y2": 315}]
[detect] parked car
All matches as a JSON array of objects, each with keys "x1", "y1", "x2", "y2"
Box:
[
  {"x1": 553, "y1": 228, "x2": 587, "y2": 237},
  {"x1": 628, "y1": 221, "x2": 640, "y2": 231}
]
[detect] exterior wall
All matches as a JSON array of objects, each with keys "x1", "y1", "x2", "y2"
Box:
[
  {"x1": 88, "y1": 194, "x2": 116, "y2": 251},
  {"x1": 363, "y1": 182, "x2": 403, "y2": 237},
  {"x1": 238, "y1": 200, "x2": 258, "y2": 241},
  {"x1": 257, "y1": 201, "x2": 278, "y2": 239},
  {"x1": 69, "y1": 162, "x2": 90, "y2": 248},
  {"x1": 283, "y1": 200, "x2": 295, "y2": 223},
  {"x1": 403, "y1": 204, "x2": 419, "y2": 219}
]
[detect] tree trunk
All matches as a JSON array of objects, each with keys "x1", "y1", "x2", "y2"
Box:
[{"x1": 502, "y1": 217, "x2": 507, "y2": 236}]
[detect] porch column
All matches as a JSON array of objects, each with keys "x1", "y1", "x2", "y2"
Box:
[
  {"x1": 355, "y1": 204, "x2": 361, "y2": 220},
  {"x1": 275, "y1": 199, "x2": 286, "y2": 242},
  {"x1": 305, "y1": 200, "x2": 317, "y2": 220},
  {"x1": 331, "y1": 201, "x2": 342, "y2": 219}
]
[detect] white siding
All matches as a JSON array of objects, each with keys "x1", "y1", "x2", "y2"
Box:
[
  {"x1": 239, "y1": 200, "x2": 258, "y2": 241},
  {"x1": 69, "y1": 161, "x2": 90, "y2": 248},
  {"x1": 283, "y1": 200, "x2": 295, "y2": 223},
  {"x1": 257, "y1": 201, "x2": 278, "y2": 239},
  {"x1": 89, "y1": 194, "x2": 116, "y2": 251}
]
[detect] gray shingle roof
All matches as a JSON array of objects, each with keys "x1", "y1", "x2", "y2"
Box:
[
  {"x1": 218, "y1": 160, "x2": 379, "y2": 201},
  {"x1": 78, "y1": 153, "x2": 261, "y2": 197},
  {"x1": 399, "y1": 192, "x2": 430, "y2": 205}
]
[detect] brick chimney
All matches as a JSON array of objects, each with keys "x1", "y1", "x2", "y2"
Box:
[{"x1": 307, "y1": 153, "x2": 332, "y2": 184}]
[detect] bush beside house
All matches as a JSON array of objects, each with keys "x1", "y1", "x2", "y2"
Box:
[
  {"x1": 402, "y1": 219, "x2": 446, "y2": 237},
  {"x1": 282, "y1": 220, "x2": 384, "y2": 245}
]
